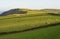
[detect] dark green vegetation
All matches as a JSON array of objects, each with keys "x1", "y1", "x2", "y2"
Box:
[
  {"x1": 0, "y1": 9, "x2": 60, "y2": 39},
  {"x1": 0, "y1": 8, "x2": 27, "y2": 16}
]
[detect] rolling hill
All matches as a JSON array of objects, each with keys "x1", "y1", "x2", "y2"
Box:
[{"x1": 0, "y1": 8, "x2": 60, "y2": 39}]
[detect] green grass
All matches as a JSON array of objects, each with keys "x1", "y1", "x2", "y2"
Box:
[
  {"x1": 0, "y1": 14, "x2": 60, "y2": 32},
  {"x1": 0, "y1": 25, "x2": 60, "y2": 39}
]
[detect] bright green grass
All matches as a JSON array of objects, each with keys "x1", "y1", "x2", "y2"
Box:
[
  {"x1": 0, "y1": 25, "x2": 60, "y2": 39},
  {"x1": 0, "y1": 14, "x2": 60, "y2": 32}
]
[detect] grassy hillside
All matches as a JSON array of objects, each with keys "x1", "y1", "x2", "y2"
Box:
[
  {"x1": 0, "y1": 9, "x2": 60, "y2": 39},
  {"x1": 0, "y1": 14, "x2": 60, "y2": 32}
]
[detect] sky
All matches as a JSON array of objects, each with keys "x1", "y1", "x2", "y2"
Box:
[{"x1": 0, "y1": 0, "x2": 60, "y2": 11}]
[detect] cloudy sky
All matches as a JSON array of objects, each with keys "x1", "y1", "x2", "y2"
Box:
[{"x1": 0, "y1": 0, "x2": 60, "y2": 10}]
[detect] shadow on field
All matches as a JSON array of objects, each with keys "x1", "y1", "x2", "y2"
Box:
[
  {"x1": 0, "y1": 22, "x2": 60, "y2": 36},
  {"x1": 48, "y1": 13, "x2": 60, "y2": 16}
]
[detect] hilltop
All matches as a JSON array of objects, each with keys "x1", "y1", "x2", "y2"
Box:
[{"x1": 0, "y1": 8, "x2": 27, "y2": 16}]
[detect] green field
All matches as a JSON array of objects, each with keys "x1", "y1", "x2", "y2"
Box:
[
  {"x1": 0, "y1": 12, "x2": 60, "y2": 39},
  {"x1": 0, "y1": 25, "x2": 60, "y2": 39}
]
